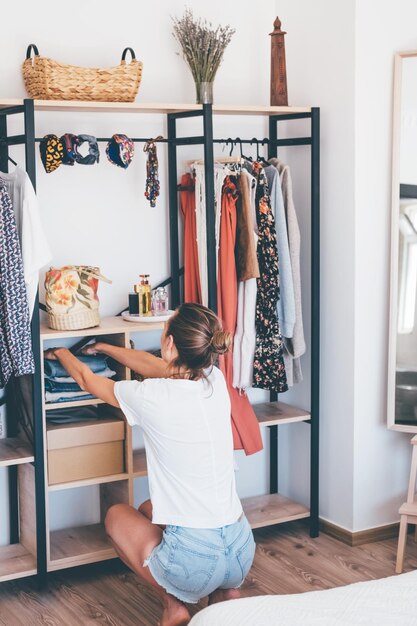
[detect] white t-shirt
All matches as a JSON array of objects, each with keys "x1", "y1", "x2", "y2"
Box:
[
  {"x1": 0, "y1": 167, "x2": 51, "y2": 315},
  {"x1": 114, "y1": 366, "x2": 243, "y2": 528}
]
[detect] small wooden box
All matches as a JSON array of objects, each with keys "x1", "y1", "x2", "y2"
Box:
[{"x1": 47, "y1": 419, "x2": 125, "y2": 485}]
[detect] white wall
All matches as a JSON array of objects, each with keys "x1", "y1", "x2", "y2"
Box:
[
  {"x1": 275, "y1": 0, "x2": 357, "y2": 529},
  {"x1": 353, "y1": 0, "x2": 417, "y2": 530},
  {"x1": 276, "y1": 0, "x2": 417, "y2": 532},
  {"x1": 0, "y1": 0, "x2": 280, "y2": 544}
]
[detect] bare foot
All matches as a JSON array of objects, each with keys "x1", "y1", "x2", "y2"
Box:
[
  {"x1": 159, "y1": 596, "x2": 190, "y2": 626},
  {"x1": 208, "y1": 588, "x2": 241, "y2": 606}
]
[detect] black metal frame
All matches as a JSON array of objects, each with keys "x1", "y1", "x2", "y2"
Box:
[
  {"x1": 0, "y1": 99, "x2": 48, "y2": 583},
  {"x1": 166, "y1": 106, "x2": 320, "y2": 538},
  {"x1": 1, "y1": 100, "x2": 320, "y2": 585}
]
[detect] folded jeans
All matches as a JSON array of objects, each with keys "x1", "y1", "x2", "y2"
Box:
[{"x1": 44, "y1": 355, "x2": 109, "y2": 378}]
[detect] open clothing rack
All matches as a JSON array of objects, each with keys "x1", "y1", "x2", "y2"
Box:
[{"x1": 0, "y1": 99, "x2": 320, "y2": 586}]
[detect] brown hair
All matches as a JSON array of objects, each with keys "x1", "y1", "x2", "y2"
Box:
[{"x1": 166, "y1": 302, "x2": 232, "y2": 380}]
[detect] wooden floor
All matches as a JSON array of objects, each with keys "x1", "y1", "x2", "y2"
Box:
[{"x1": 1, "y1": 521, "x2": 417, "y2": 626}]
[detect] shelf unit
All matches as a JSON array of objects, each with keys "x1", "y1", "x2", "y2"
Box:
[{"x1": 0, "y1": 98, "x2": 319, "y2": 585}]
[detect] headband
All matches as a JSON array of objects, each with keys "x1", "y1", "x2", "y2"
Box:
[
  {"x1": 75, "y1": 134, "x2": 100, "y2": 165},
  {"x1": 60, "y1": 133, "x2": 80, "y2": 166},
  {"x1": 39, "y1": 134, "x2": 64, "y2": 173},
  {"x1": 106, "y1": 134, "x2": 135, "y2": 169}
]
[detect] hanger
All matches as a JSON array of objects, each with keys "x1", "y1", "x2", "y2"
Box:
[
  {"x1": 251, "y1": 137, "x2": 269, "y2": 166},
  {"x1": 8, "y1": 155, "x2": 17, "y2": 167}
]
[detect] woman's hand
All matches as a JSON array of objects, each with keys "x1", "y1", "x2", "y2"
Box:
[
  {"x1": 44, "y1": 348, "x2": 61, "y2": 360},
  {"x1": 79, "y1": 342, "x2": 103, "y2": 356}
]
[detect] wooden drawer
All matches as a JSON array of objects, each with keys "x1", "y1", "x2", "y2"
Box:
[{"x1": 47, "y1": 418, "x2": 125, "y2": 485}]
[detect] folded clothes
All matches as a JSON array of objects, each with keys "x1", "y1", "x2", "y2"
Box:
[
  {"x1": 44, "y1": 367, "x2": 116, "y2": 384},
  {"x1": 45, "y1": 390, "x2": 95, "y2": 403},
  {"x1": 46, "y1": 406, "x2": 99, "y2": 421},
  {"x1": 44, "y1": 354, "x2": 109, "y2": 378},
  {"x1": 45, "y1": 379, "x2": 84, "y2": 393}
]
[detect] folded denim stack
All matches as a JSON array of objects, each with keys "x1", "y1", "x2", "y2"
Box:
[{"x1": 44, "y1": 355, "x2": 116, "y2": 404}]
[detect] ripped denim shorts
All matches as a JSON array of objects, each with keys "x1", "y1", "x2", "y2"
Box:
[{"x1": 144, "y1": 513, "x2": 255, "y2": 604}]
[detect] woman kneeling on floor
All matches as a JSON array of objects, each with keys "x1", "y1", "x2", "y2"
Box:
[{"x1": 45, "y1": 303, "x2": 256, "y2": 626}]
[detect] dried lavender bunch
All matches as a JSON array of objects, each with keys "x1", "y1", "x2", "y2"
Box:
[{"x1": 172, "y1": 9, "x2": 235, "y2": 83}]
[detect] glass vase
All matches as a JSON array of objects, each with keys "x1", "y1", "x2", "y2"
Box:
[{"x1": 195, "y1": 82, "x2": 214, "y2": 104}]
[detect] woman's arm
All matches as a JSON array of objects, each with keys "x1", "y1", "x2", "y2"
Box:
[
  {"x1": 84, "y1": 342, "x2": 168, "y2": 379},
  {"x1": 47, "y1": 348, "x2": 119, "y2": 407}
]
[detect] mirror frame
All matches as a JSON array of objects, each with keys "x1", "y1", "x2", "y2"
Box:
[{"x1": 388, "y1": 50, "x2": 417, "y2": 432}]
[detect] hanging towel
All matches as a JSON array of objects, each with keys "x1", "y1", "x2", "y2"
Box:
[
  {"x1": 0, "y1": 180, "x2": 34, "y2": 388},
  {"x1": 217, "y1": 176, "x2": 263, "y2": 455},
  {"x1": 269, "y1": 158, "x2": 306, "y2": 385},
  {"x1": 0, "y1": 167, "x2": 51, "y2": 315}
]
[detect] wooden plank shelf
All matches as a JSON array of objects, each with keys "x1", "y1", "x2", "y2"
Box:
[
  {"x1": 40, "y1": 316, "x2": 164, "y2": 340},
  {"x1": 0, "y1": 544, "x2": 37, "y2": 582},
  {"x1": 242, "y1": 493, "x2": 310, "y2": 529},
  {"x1": 132, "y1": 449, "x2": 147, "y2": 477},
  {"x1": 48, "y1": 523, "x2": 115, "y2": 571},
  {"x1": 0, "y1": 437, "x2": 34, "y2": 467},
  {"x1": 254, "y1": 401, "x2": 310, "y2": 427},
  {"x1": 48, "y1": 473, "x2": 129, "y2": 492},
  {"x1": 0, "y1": 99, "x2": 312, "y2": 116}
]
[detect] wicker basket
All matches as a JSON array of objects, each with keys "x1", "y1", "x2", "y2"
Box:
[
  {"x1": 44, "y1": 266, "x2": 111, "y2": 331},
  {"x1": 47, "y1": 309, "x2": 100, "y2": 331},
  {"x1": 22, "y1": 44, "x2": 142, "y2": 102}
]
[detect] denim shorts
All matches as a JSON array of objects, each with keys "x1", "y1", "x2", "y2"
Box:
[{"x1": 144, "y1": 514, "x2": 255, "y2": 603}]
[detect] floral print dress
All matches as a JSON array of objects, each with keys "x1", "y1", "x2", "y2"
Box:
[
  {"x1": 0, "y1": 180, "x2": 34, "y2": 387},
  {"x1": 251, "y1": 162, "x2": 288, "y2": 393}
]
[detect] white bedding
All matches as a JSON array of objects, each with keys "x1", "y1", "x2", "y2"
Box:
[{"x1": 189, "y1": 570, "x2": 417, "y2": 625}]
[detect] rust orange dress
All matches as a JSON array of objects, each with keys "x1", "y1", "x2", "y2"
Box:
[
  {"x1": 180, "y1": 173, "x2": 202, "y2": 304},
  {"x1": 217, "y1": 177, "x2": 263, "y2": 455}
]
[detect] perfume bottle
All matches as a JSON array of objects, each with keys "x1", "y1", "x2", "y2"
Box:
[
  {"x1": 144, "y1": 275, "x2": 152, "y2": 316},
  {"x1": 153, "y1": 287, "x2": 169, "y2": 314}
]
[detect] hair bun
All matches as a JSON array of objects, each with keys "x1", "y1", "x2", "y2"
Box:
[{"x1": 210, "y1": 329, "x2": 232, "y2": 355}]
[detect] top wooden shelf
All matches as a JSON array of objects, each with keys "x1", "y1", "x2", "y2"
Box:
[
  {"x1": 40, "y1": 316, "x2": 164, "y2": 340},
  {"x1": 0, "y1": 99, "x2": 312, "y2": 116}
]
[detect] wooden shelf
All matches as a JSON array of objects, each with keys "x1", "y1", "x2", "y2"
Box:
[
  {"x1": 40, "y1": 316, "x2": 164, "y2": 340},
  {"x1": 48, "y1": 472, "x2": 129, "y2": 491},
  {"x1": 254, "y1": 401, "x2": 310, "y2": 427},
  {"x1": 0, "y1": 544, "x2": 36, "y2": 582},
  {"x1": 0, "y1": 99, "x2": 312, "y2": 116},
  {"x1": 242, "y1": 493, "x2": 310, "y2": 529},
  {"x1": 132, "y1": 449, "x2": 147, "y2": 477},
  {"x1": 45, "y1": 398, "x2": 105, "y2": 411},
  {"x1": 0, "y1": 437, "x2": 34, "y2": 467},
  {"x1": 48, "y1": 523, "x2": 115, "y2": 571}
]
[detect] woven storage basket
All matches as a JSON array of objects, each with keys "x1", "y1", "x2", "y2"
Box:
[
  {"x1": 22, "y1": 44, "x2": 142, "y2": 102},
  {"x1": 44, "y1": 266, "x2": 111, "y2": 331}
]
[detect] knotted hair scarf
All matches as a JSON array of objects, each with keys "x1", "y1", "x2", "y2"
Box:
[{"x1": 75, "y1": 135, "x2": 100, "y2": 165}]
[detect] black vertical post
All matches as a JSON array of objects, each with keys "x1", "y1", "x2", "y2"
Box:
[
  {"x1": 268, "y1": 115, "x2": 278, "y2": 159},
  {"x1": 202, "y1": 104, "x2": 217, "y2": 313},
  {"x1": 24, "y1": 99, "x2": 48, "y2": 582},
  {"x1": 167, "y1": 114, "x2": 181, "y2": 308},
  {"x1": 310, "y1": 107, "x2": 320, "y2": 538},
  {"x1": 268, "y1": 115, "x2": 279, "y2": 495},
  {"x1": 0, "y1": 112, "x2": 20, "y2": 544},
  {"x1": 0, "y1": 114, "x2": 8, "y2": 172}
]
